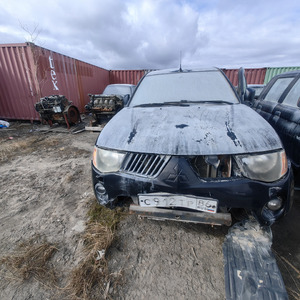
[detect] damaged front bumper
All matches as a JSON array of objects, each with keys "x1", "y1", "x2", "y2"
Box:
[
  {"x1": 129, "y1": 205, "x2": 232, "y2": 226},
  {"x1": 91, "y1": 156, "x2": 293, "y2": 226}
]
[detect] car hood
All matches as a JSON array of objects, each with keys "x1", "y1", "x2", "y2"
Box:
[{"x1": 96, "y1": 104, "x2": 282, "y2": 155}]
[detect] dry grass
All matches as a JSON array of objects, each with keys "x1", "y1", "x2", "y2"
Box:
[
  {"x1": 0, "y1": 196, "x2": 126, "y2": 299},
  {"x1": 63, "y1": 203, "x2": 127, "y2": 300},
  {"x1": 0, "y1": 238, "x2": 58, "y2": 287},
  {"x1": 286, "y1": 288, "x2": 300, "y2": 300},
  {"x1": 88, "y1": 202, "x2": 127, "y2": 230},
  {"x1": 0, "y1": 138, "x2": 32, "y2": 162},
  {"x1": 0, "y1": 133, "x2": 90, "y2": 163},
  {"x1": 64, "y1": 223, "x2": 113, "y2": 299},
  {"x1": 0, "y1": 131, "x2": 127, "y2": 299},
  {"x1": 0, "y1": 135, "x2": 60, "y2": 162},
  {"x1": 83, "y1": 223, "x2": 114, "y2": 253},
  {"x1": 274, "y1": 249, "x2": 300, "y2": 300}
]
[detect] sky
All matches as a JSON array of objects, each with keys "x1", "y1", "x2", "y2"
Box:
[{"x1": 0, "y1": 0, "x2": 300, "y2": 70}]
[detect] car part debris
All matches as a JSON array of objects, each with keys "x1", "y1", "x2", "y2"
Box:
[
  {"x1": 223, "y1": 218, "x2": 288, "y2": 300},
  {"x1": 85, "y1": 93, "x2": 123, "y2": 124},
  {"x1": 85, "y1": 84, "x2": 135, "y2": 124},
  {"x1": 35, "y1": 95, "x2": 81, "y2": 129}
]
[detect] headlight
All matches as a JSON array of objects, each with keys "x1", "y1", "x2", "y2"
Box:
[
  {"x1": 234, "y1": 150, "x2": 288, "y2": 182},
  {"x1": 93, "y1": 147, "x2": 126, "y2": 173}
]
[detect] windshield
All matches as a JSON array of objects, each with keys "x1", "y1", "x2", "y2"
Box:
[
  {"x1": 129, "y1": 71, "x2": 239, "y2": 106},
  {"x1": 103, "y1": 85, "x2": 132, "y2": 96}
]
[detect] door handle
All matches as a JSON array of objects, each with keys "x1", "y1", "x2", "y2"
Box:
[{"x1": 274, "y1": 111, "x2": 281, "y2": 117}]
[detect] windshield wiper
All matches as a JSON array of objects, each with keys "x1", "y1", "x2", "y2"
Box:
[
  {"x1": 133, "y1": 101, "x2": 190, "y2": 107},
  {"x1": 187, "y1": 100, "x2": 236, "y2": 105},
  {"x1": 161, "y1": 101, "x2": 190, "y2": 106},
  {"x1": 133, "y1": 100, "x2": 236, "y2": 107},
  {"x1": 133, "y1": 103, "x2": 167, "y2": 107}
]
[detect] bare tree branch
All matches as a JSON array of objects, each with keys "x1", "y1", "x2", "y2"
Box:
[{"x1": 19, "y1": 20, "x2": 41, "y2": 43}]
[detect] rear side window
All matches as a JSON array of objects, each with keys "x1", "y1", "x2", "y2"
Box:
[
  {"x1": 264, "y1": 78, "x2": 294, "y2": 102},
  {"x1": 282, "y1": 79, "x2": 300, "y2": 107}
]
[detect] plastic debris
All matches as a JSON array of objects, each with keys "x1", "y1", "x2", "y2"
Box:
[
  {"x1": 0, "y1": 120, "x2": 10, "y2": 128},
  {"x1": 223, "y1": 218, "x2": 288, "y2": 300},
  {"x1": 96, "y1": 249, "x2": 105, "y2": 261}
]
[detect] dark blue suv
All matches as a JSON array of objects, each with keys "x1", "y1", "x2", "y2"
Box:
[{"x1": 92, "y1": 68, "x2": 293, "y2": 226}]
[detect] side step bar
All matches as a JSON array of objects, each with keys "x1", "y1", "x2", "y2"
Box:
[
  {"x1": 223, "y1": 219, "x2": 288, "y2": 300},
  {"x1": 129, "y1": 204, "x2": 232, "y2": 226}
]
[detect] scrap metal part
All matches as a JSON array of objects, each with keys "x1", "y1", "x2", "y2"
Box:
[
  {"x1": 223, "y1": 218, "x2": 288, "y2": 300},
  {"x1": 35, "y1": 95, "x2": 81, "y2": 129},
  {"x1": 129, "y1": 204, "x2": 232, "y2": 226},
  {"x1": 85, "y1": 94, "x2": 123, "y2": 124}
]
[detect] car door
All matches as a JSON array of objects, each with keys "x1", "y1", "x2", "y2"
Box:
[
  {"x1": 253, "y1": 74, "x2": 300, "y2": 168},
  {"x1": 273, "y1": 78, "x2": 300, "y2": 168},
  {"x1": 253, "y1": 76, "x2": 296, "y2": 122}
]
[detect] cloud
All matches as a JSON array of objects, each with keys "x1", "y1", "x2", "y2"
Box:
[{"x1": 0, "y1": 0, "x2": 300, "y2": 69}]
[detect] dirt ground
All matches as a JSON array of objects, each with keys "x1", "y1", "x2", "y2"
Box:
[{"x1": 0, "y1": 122, "x2": 299, "y2": 300}]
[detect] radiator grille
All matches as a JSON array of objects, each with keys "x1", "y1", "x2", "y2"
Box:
[{"x1": 121, "y1": 153, "x2": 170, "y2": 178}]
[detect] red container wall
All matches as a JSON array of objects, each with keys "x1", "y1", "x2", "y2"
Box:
[
  {"x1": 35, "y1": 46, "x2": 109, "y2": 112},
  {"x1": 109, "y1": 70, "x2": 146, "y2": 85},
  {"x1": 0, "y1": 43, "x2": 109, "y2": 121},
  {"x1": 1, "y1": 48, "x2": 271, "y2": 122},
  {"x1": 222, "y1": 68, "x2": 267, "y2": 86},
  {"x1": 109, "y1": 69, "x2": 266, "y2": 87},
  {"x1": 0, "y1": 44, "x2": 40, "y2": 120},
  {"x1": 245, "y1": 68, "x2": 267, "y2": 85}
]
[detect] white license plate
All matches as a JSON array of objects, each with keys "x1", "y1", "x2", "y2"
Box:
[{"x1": 138, "y1": 193, "x2": 218, "y2": 214}]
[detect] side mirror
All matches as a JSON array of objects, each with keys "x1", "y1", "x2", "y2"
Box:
[
  {"x1": 123, "y1": 94, "x2": 130, "y2": 106},
  {"x1": 245, "y1": 87, "x2": 255, "y2": 103},
  {"x1": 237, "y1": 67, "x2": 247, "y2": 102}
]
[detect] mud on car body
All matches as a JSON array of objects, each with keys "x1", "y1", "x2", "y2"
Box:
[{"x1": 92, "y1": 68, "x2": 293, "y2": 226}]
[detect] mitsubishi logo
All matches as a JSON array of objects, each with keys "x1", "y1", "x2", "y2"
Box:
[{"x1": 167, "y1": 164, "x2": 188, "y2": 183}]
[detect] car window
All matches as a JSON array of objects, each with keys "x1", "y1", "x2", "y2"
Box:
[
  {"x1": 282, "y1": 78, "x2": 300, "y2": 107},
  {"x1": 130, "y1": 71, "x2": 238, "y2": 106},
  {"x1": 264, "y1": 78, "x2": 294, "y2": 102},
  {"x1": 103, "y1": 85, "x2": 132, "y2": 95}
]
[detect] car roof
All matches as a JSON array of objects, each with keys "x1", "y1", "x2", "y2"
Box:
[
  {"x1": 146, "y1": 67, "x2": 220, "y2": 76},
  {"x1": 248, "y1": 84, "x2": 265, "y2": 87},
  {"x1": 106, "y1": 84, "x2": 136, "y2": 87},
  {"x1": 273, "y1": 70, "x2": 300, "y2": 78}
]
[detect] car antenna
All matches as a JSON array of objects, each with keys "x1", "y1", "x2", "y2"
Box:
[{"x1": 179, "y1": 51, "x2": 183, "y2": 72}]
